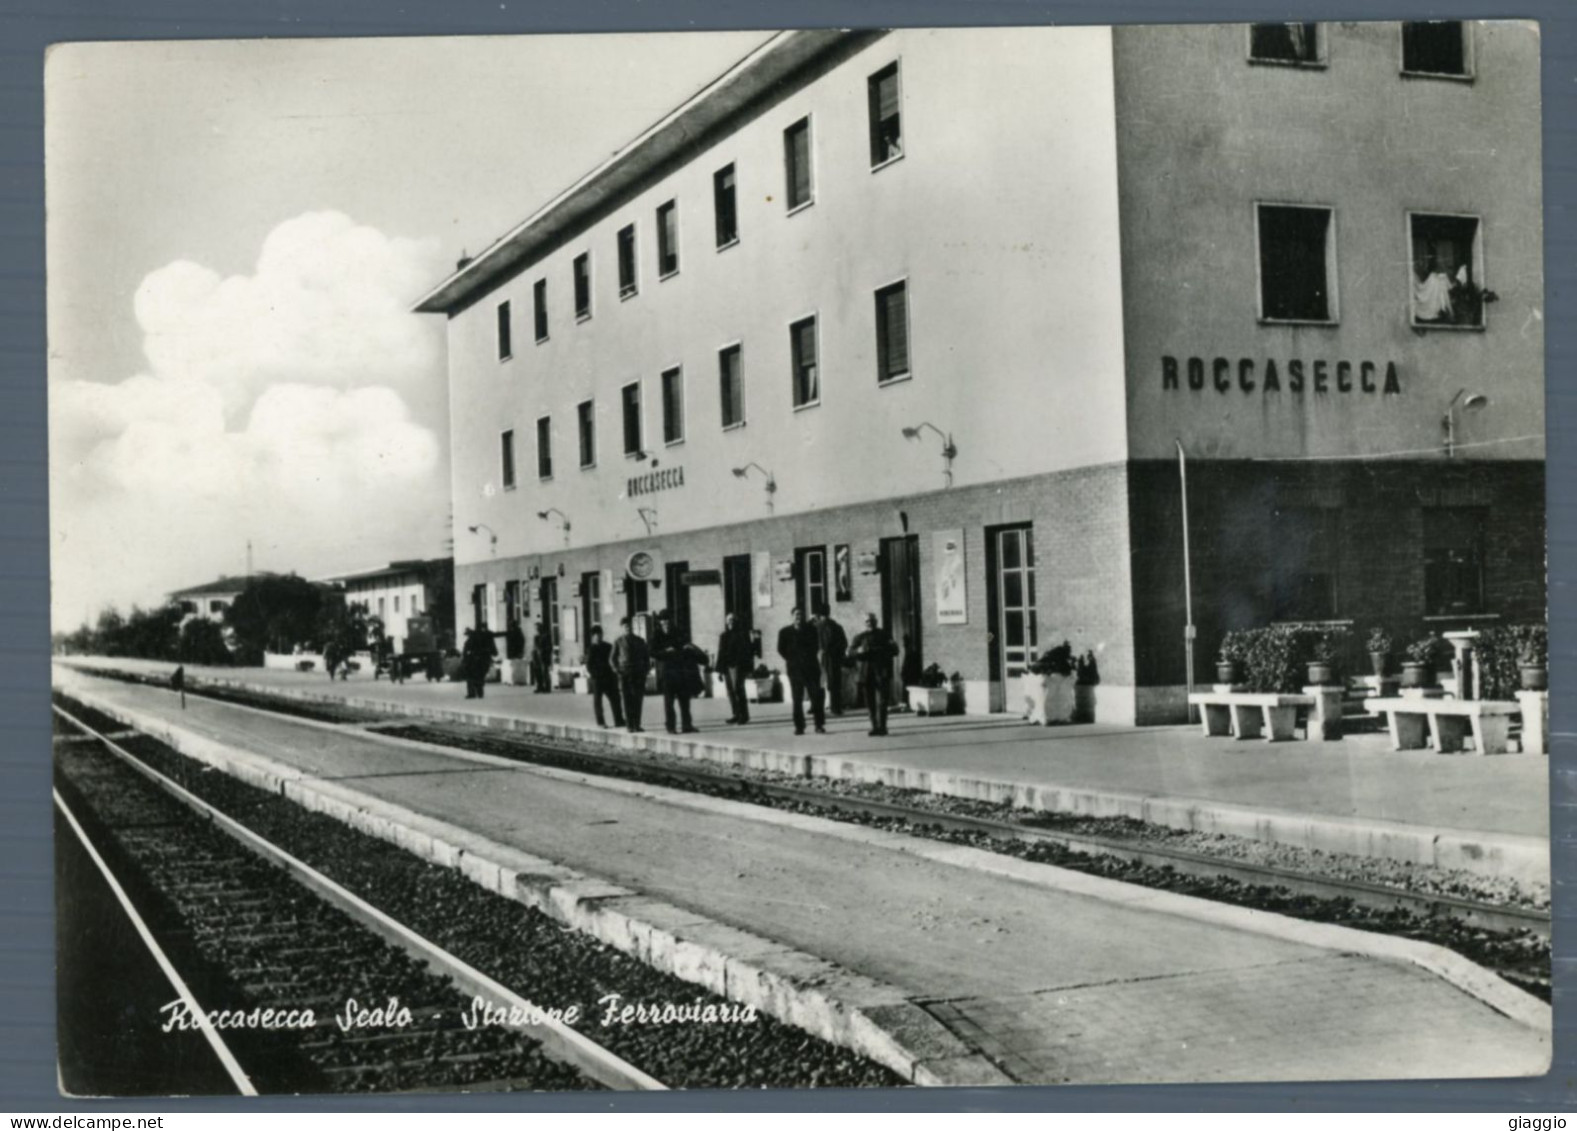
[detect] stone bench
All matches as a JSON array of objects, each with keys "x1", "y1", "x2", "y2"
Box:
[
  {"x1": 1365, "y1": 697, "x2": 1521, "y2": 755},
  {"x1": 1188, "y1": 691, "x2": 1317, "y2": 742}
]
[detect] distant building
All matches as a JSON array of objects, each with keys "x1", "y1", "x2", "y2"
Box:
[
  {"x1": 319, "y1": 559, "x2": 456, "y2": 653},
  {"x1": 417, "y1": 23, "x2": 1544, "y2": 724},
  {"x1": 167, "y1": 576, "x2": 258, "y2": 625}
]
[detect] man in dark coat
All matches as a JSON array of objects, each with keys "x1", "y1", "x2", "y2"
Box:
[
  {"x1": 531, "y1": 621, "x2": 553, "y2": 693},
  {"x1": 848, "y1": 612, "x2": 899, "y2": 736},
  {"x1": 581, "y1": 625, "x2": 625, "y2": 729},
  {"x1": 776, "y1": 605, "x2": 825, "y2": 735},
  {"x1": 716, "y1": 612, "x2": 754, "y2": 725},
  {"x1": 650, "y1": 610, "x2": 700, "y2": 734},
  {"x1": 461, "y1": 626, "x2": 498, "y2": 700},
  {"x1": 505, "y1": 619, "x2": 526, "y2": 661},
  {"x1": 611, "y1": 617, "x2": 651, "y2": 733},
  {"x1": 815, "y1": 606, "x2": 849, "y2": 716}
]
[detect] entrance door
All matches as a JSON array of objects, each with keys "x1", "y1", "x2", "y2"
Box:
[
  {"x1": 580, "y1": 571, "x2": 601, "y2": 645},
  {"x1": 990, "y1": 524, "x2": 1037, "y2": 683},
  {"x1": 538, "y1": 577, "x2": 560, "y2": 664},
  {"x1": 879, "y1": 535, "x2": 922, "y2": 701},
  {"x1": 471, "y1": 583, "x2": 488, "y2": 630},
  {"x1": 722, "y1": 554, "x2": 753, "y2": 634},
  {"x1": 664, "y1": 560, "x2": 691, "y2": 641},
  {"x1": 795, "y1": 545, "x2": 828, "y2": 615},
  {"x1": 625, "y1": 578, "x2": 650, "y2": 629},
  {"x1": 504, "y1": 580, "x2": 521, "y2": 629}
]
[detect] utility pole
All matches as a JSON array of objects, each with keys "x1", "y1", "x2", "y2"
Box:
[{"x1": 1176, "y1": 440, "x2": 1196, "y2": 724}]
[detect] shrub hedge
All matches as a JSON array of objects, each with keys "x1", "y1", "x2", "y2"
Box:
[
  {"x1": 1472, "y1": 623, "x2": 1547, "y2": 701},
  {"x1": 1224, "y1": 624, "x2": 1352, "y2": 694}
]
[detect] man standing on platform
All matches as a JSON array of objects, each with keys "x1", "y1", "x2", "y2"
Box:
[
  {"x1": 582, "y1": 625, "x2": 625, "y2": 729},
  {"x1": 776, "y1": 605, "x2": 825, "y2": 736},
  {"x1": 531, "y1": 620, "x2": 553, "y2": 693},
  {"x1": 848, "y1": 612, "x2": 898, "y2": 737},
  {"x1": 716, "y1": 612, "x2": 754, "y2": 725},
  {"x1": 611, "y1": 616, "x2": 650, "y2": 733},
  {"x1": 815, "y1": 605, "x2": 849, "y2": 717},
  {"x1": 650, "y1": 609, "x2": 699, "y2": 734}
]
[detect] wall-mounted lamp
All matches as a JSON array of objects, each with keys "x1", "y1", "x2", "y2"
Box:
[
  {"x1": 731, "y1": 463, "x2": 778, "y2": 513},
  {"x1": 1442, "y1": 389, "x2": 1488, "y2": 459},
  {"x1": 902, "y1": 422, "x2": 958, "y2": 487},
  {"x1": 536, "y1": 508, "x2": 571, "y2": 545},
  {"x1": 636, "y1": 506, "x2": 659, "y2": 535},
  {"x1": 467, "y1": 523, "x2": 498, "y2": 555}
]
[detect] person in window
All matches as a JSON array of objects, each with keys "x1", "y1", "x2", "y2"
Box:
[
  {"x1": 777, "y1": 605, "x2": 825, "y2": 735},
  {"x1": 847, "y1": 612, "x2": 898, "y2": 737},
  {"x1": 716, "y1": 612, "x2": 754, "y2": 725},
  {"x1": 611, "y1": 616, "x2": 651, "y2": 733},
  {"x1": 581, "y1": 625, "x2": 625, "y2": 729}
]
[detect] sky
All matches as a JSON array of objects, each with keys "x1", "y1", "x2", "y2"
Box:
[{"x1": 45, "y1": 30, "x2": 773, "y2": 631}]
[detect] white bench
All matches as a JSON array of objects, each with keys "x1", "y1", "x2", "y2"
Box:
[
  {"x1": 1188, "y1": 691, "x2": 1315, "y2": 742},
  {"x1": 1365, "y1": 696, "x2": 1520, "y2": 755}
]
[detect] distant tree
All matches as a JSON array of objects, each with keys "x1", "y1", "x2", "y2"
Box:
[
  {"x1": 94, "y1": 608, "x2": 127, "y2": 655},
  {"x1": 178, "y1": 618, "x2": 232, "y2": 666},
  {"x1": 317, "y1": 595, "x2": 372, "y2": 662},
  {"x1": 225, "y1": 575, "x2": 326, "y2": 656}
]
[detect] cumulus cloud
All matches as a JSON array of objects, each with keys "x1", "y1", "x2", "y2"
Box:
[{"x1": 50, "y1": 212, "x2": 450, "y2": 628}]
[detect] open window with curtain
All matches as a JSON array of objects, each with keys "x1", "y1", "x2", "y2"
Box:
[{"x1": 1249, "y1": 23, "x2": 1321, "y2": 65}]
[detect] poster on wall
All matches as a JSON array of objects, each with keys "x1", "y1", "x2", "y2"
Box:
[
  {"x1": 753, "y1": 550, "x2": 773, "y2": 608},
  {"x1": 834, "y1": 544, "x2": 852, "y2": 602},
  {"x1": 934, "y1": 529, "x2": 967, "y2": 625}
]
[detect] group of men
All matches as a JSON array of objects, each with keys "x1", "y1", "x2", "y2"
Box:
[{"x1": 466, "y1": 604, "x2": 900, "y2": 739}]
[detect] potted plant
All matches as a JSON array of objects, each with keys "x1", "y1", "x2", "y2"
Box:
[
  {"x1": 1366, "y1": 627, "x2": 1393, "y2": 679},
  {"x1": 1216, "y1": 631, "x2": 1248, "y2": 686},
  {"x1": 1401, "y1": 634, "x2": 1444, "y2": 690},
  {"x1": 908, "y1": 663, "x2": 952, "y2": 715},
  {"x1": 746, "y1": 664, "x2": 780, "y2": 703},
  {"x1": 1518, "y1": 629, "x2": 1549, "y2": 692},
  {"x1": 1023, "y1": 642, "x2": 1077, "y2": 725},
  {"x1": 1305, "y1": 633, "x2": 1338, "y2": 687}
]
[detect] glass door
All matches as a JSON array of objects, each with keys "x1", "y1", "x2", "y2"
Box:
[{"x1": 996, "y1": 526, "x2": 1037, "y2": 679}]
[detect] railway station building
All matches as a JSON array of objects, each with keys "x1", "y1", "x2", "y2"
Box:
[{"x1": 416, "y1": 22, "x2": 1545, "y2": 725}]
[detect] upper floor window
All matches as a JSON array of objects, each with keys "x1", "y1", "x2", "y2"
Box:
[
  {"x1": 1256, "y1": 204, "x2": 1336, "y2": 324},
  {"x1": 496, "y1": 301, "x2": 512, "y2": 360},
  {"x1": 714, "y1": 165, "x2": 738, "y2": 248},
  {"x1": 622, "y1": 382, "x2": 643, "y2": 456},
  {"x1": 617, "y1": 224, "x2": 638, "y2": 299},
  {"x1": 790, "y1": 315, "x2": 820, "y2": 408},
  {"x1": 577, "y1": 400, "x2": 596, "y2": 468},
  {"x1": 875, "y1": 281, "x2": 911, "y2": 383},
  {"x1": 1402, "y1": 21, "x2": 1471, "y2": 78},
  {"x1": 1249, "y1": 23, "x2": 1322, "y2": 66},
  {"x1": 536, "y1": 416, "x2": 553, "y2": 480},
  {"x1": 661, "y1": 366, "x2": 685, "y2": 444},
  {"x1": 719, "y1": 344, "x2": 745, "y2": 428},
  {"x1": 500, "y1": 429, "x2": 516, "y2": 490},
  {"x1": 573, "y1": 253, "x2": 592, "y2": 320},
  {"x1": 394, "y1": 594, "x2": 402, "y2": 613},
  {"x1": 784, "y1": 118, "x2": 813, "y2": 211},
  {"x1": 655, "y1": 200, "x2": 679, "y2": 278},
  {"x1": 868, "y1": 63, "x2": 903, "y2": 165},
  {"x1": 1411, "y1": 213, "x2": 1487, "y2": 329},
  {"x1": 533, "y1": 279, "x2": 549, "y2": 342}
]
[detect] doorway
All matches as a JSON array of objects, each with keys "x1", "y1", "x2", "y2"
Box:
[
  {"x1": 580, "y1": 571, "x2": 601, "y2": 647},
  {"x1": 538, "y1": 576, "x2": 560, "y2": 663},
  {"x1": 986, "y1": 523, "x2": 1037, "y2": 686},
  {"x1": 794, "y1": 545, "x2": 828, "y2": 615},
  {"x1": 723, "y1": 554, "x2": 753, "y2": 634},
  {"x1": 879, "y1": 534, "x2": 922, "y2": 701},
  {"x1": 664, "y1": 560, "x2": 692, "y2": 641}
]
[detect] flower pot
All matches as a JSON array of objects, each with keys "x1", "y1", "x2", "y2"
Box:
[
  {"x1": 1399, "y1": 661, "x2": 1433, "y2": 689},
  {"x1": 1306, "y1": 661, "x2": 1334, "y2": 686},
  {"x1": 746, "y1": 676, "x2": 779, "y2": 703},
  {"x1": 1369, "y1": 651, "x2": 1389, "y2": 679},
  {"x1": 908, "y1": 686, "x2": 950, "y2": 716},
  {"x1": 1520, "y1": 664, "x2": 1549, "y2": 692},
  {"x1": 1216, "y1": 660, "x2": 1241, "y2": 685}
]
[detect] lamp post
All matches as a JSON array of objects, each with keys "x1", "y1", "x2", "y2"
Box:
[
  {"x1": 901, "y1": 422, "x2": 958, "y2": 487},
  {"x1": 1176, "y1": 439, "x2": 1196, "y2": 723},
  {"x1": 466, "y1": 523, "x2": 497, "y2": 556},
  {"x1": 536, "y1": 508, "x2": 571, "y2": 546},
  {"x1": 1442, "y1": 389, "x2": 1488, "y2": 459},
  {"x1": 731, "y1": 463, "x2": 777, "y2": 513}
]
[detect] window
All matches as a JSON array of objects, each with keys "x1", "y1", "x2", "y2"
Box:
[
  {"x1": 784, "y1": 117, "x2": 812, "y2": 211},
  {"x1": 656, "y1": 200, "x2": 679, "y2": 277},
  {"x1": 719, "y1": 344, "x2": 745, "y2": 428},
  {"x1": 533, "y1": 279, "x2": 549, "y2": 342},
  {"x1": 577, "y1": 400, "x2": 596, "y2": 468},
  {"x1": 394, "y1": 594, "x2": 402, "y2": 614},
  {"x1": 790, "y1": 316, "x2": 819, "y2": 408},
  {"x1": 496, "y1": 301, "x2": 513, "y2": 360},
  {"x1": 536, "y1": 416, "x2": 552, "y2": 479},
  {"x1": 1423, "y1": 508, "x2": 1486, "y2": 615},
  {"x1": 875, "y1": 281, "x2": 911, "y2": 382},
  {"x1": 1249, "y1": 23, "x2": 1321, "y2": 65},
  {"x1": 617, "y1": 224, "x2": 638, "y2": 298},
  {"x1": 622, "y1": 382, "x2": 643, "y2": 456},
  {"x1": 1403, "y1": 21, "x2": 1469, "y2": 77},
  {"x1": 1269, "y1": 507, "x2": 1340, "y2": 620},
  {"x1": 1410, "y1": 213, "x2": 1485, "y2": 328},
  {"x1": 378, "y1": 596, "x2": 386, "y2": 618},
  {"x1": 868, "y1": 63, "x2": 902, "y2": 165},
  {"x1": 714, "y1": 164, "x2": 738, "y2": 247},
  {"x1": 795, "y1": 546, "x2": 828, "y2": 616},
  {"x1": 500, "y1": 429, "x2": 516, "y2": 490},
  {"x1": 1256, "y1": 204, "x2": 1335, "y2": 323},
  {"x1": 573, "y1": 253, "x2": 591, "y2": 320},
  {"x1": 661, "y1": 366, "x2": 684, "y2": 444}
]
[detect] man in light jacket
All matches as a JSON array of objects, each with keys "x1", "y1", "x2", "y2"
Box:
[{"x1": 611, "y1": 617, "x2": 651, "y2": 734}]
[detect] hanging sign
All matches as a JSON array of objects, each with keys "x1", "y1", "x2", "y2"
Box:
[
  {"x1": 856, "y1": 549, "x2": 880, "y2": 576},
  {"x1": 682, "y1": 570, "x2": 722, "y2": 586},
  {"x1": 934, "y1": 529, "x2": 967, "y2": 625}
]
